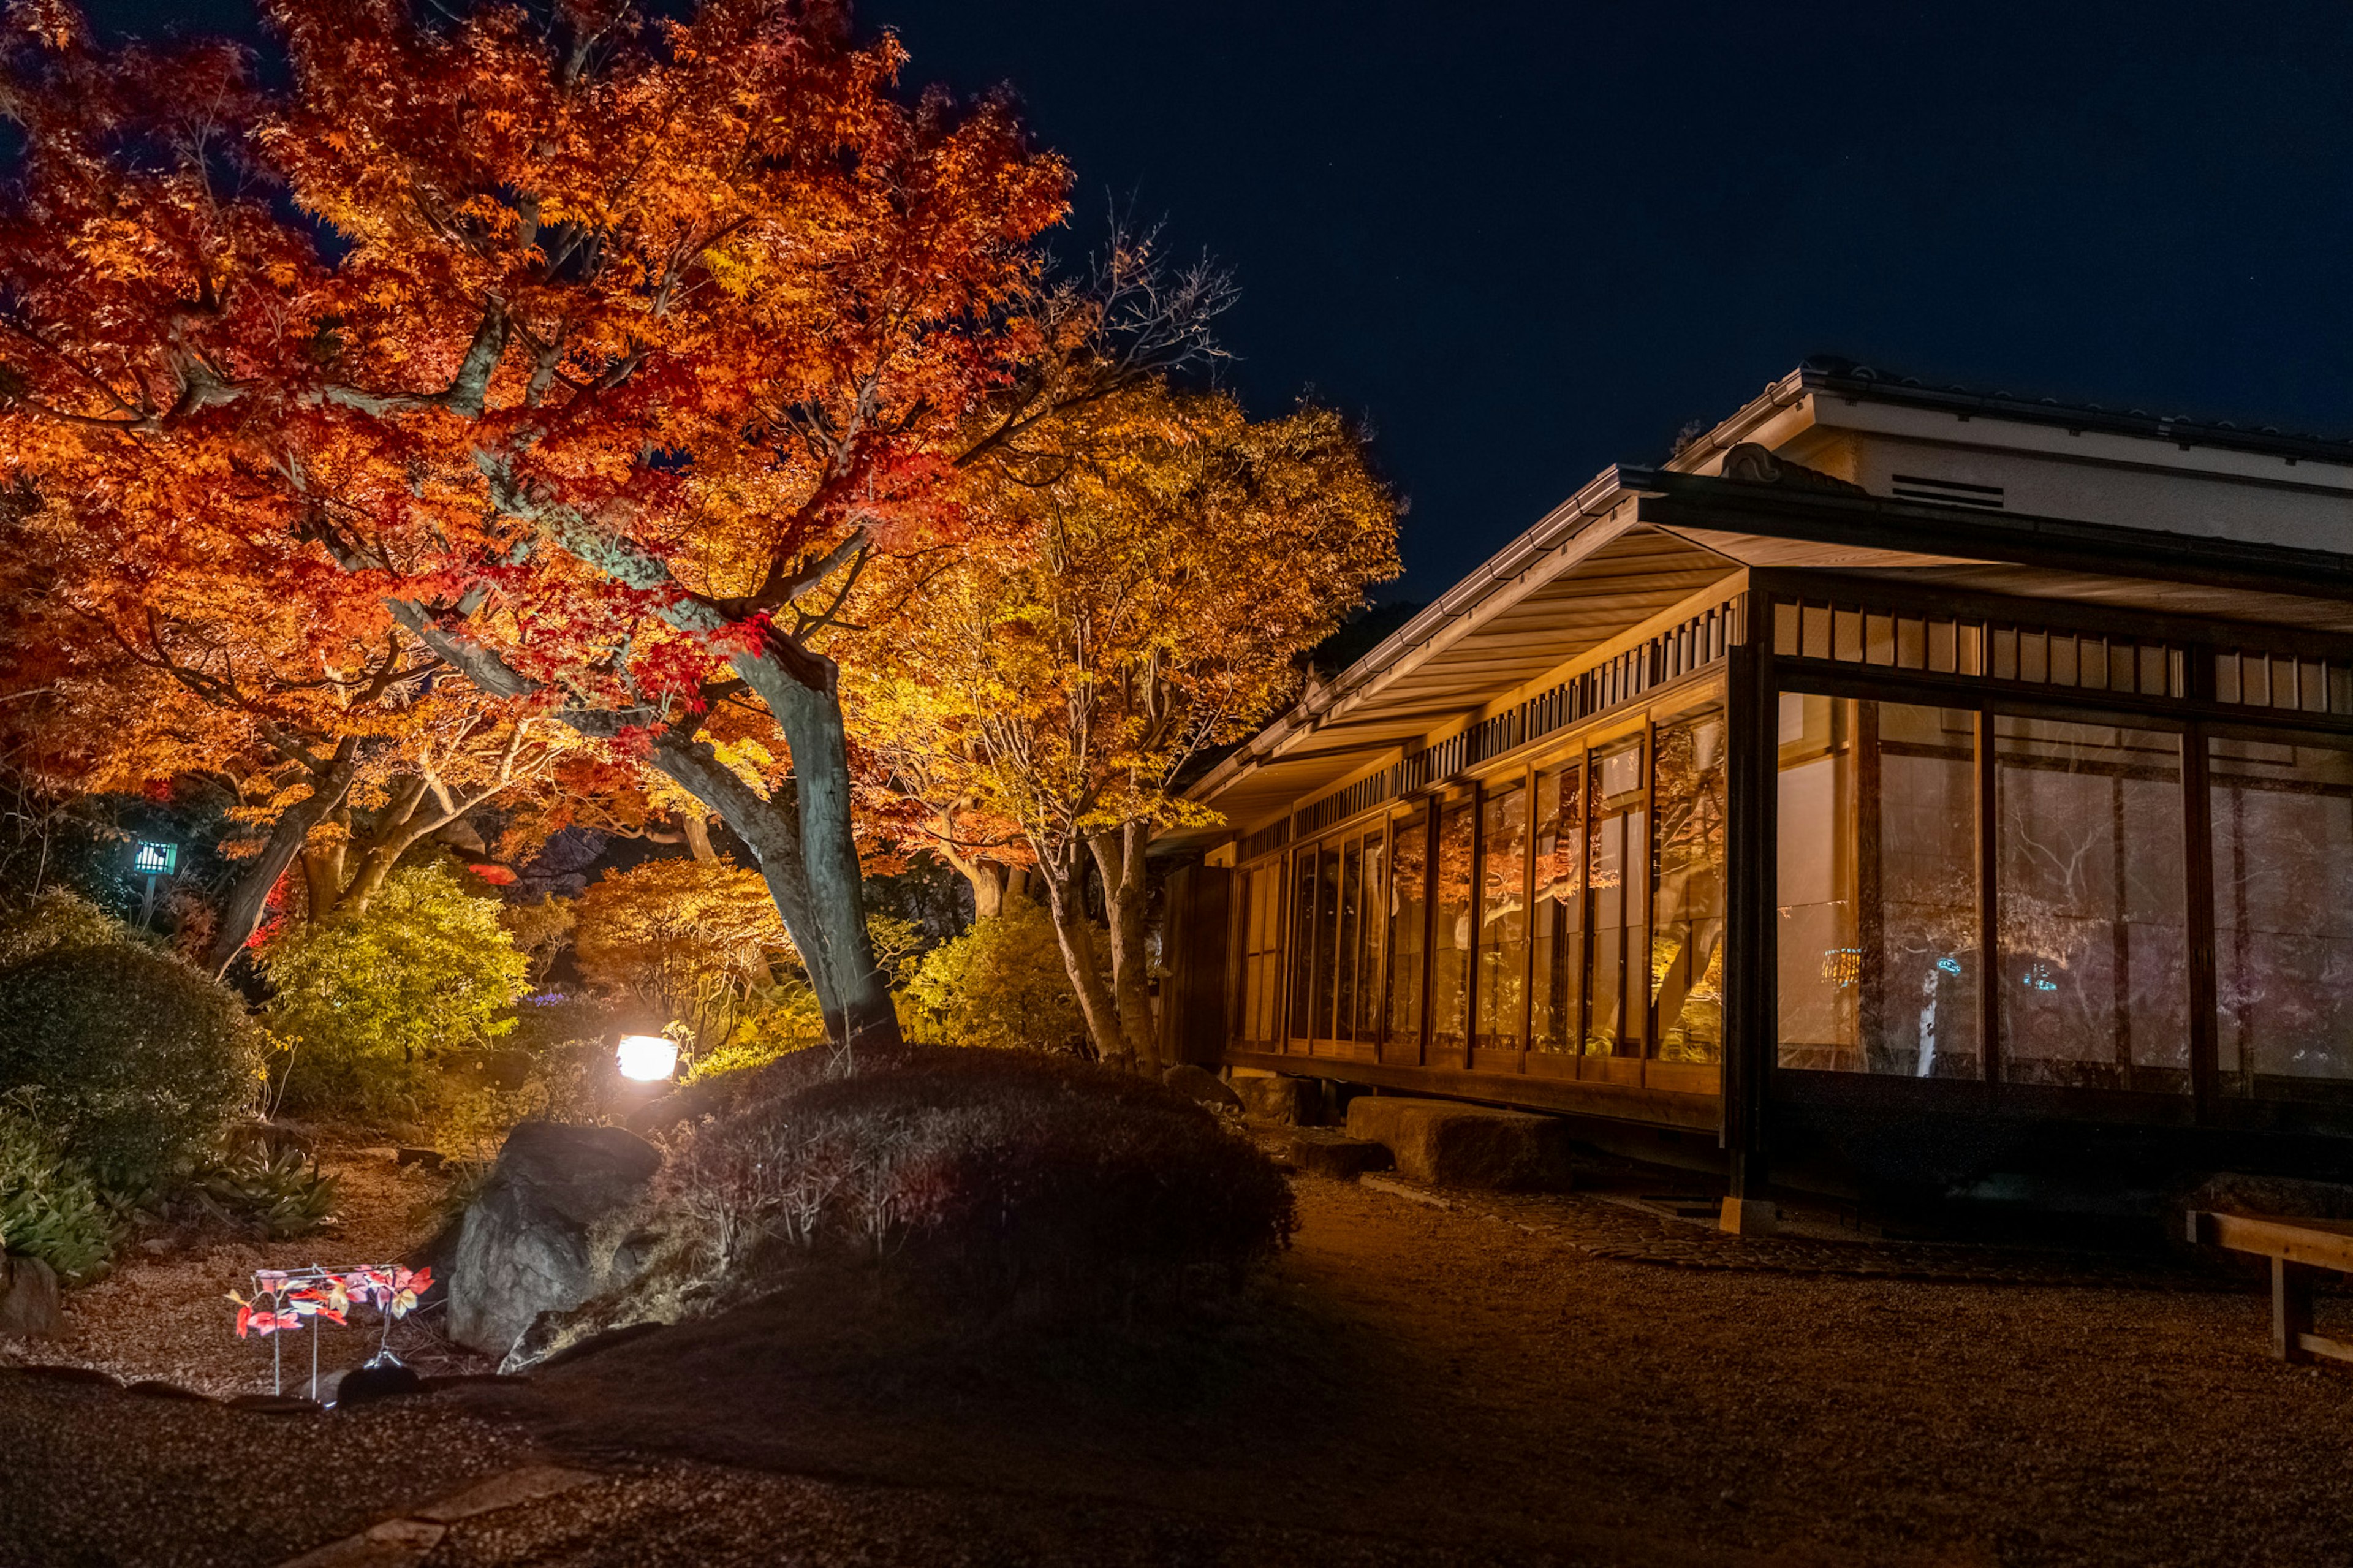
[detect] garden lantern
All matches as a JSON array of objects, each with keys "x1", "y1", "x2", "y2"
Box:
[{"x1": 616, "y1": 1034, "x2": 679, "y2": 1082}]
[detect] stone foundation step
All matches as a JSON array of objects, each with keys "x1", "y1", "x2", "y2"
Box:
[
  {"x1": 1261, "y1": 1127, "x2": 1394, "y2": 1180},
  {"x1": 1229, "y1": 1072, "x2": 1320, "y2": 1126},
  {"x1": 1343, "y1": 1096, "x2": 1574, "y2": 1192}
]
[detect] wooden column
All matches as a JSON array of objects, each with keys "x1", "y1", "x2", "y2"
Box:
[{"x1": 1721, "y1": 631, "x2": 1776, "y2": 1202}]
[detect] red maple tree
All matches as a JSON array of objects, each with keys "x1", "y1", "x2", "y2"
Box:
[{"x1": 0, "y1": 0, "x2": 1114, "y2": 1043}]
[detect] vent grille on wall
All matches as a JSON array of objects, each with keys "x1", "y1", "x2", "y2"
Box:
[{"x1": 1890, "y1": 472, "x2": 2004, "y2": 509}]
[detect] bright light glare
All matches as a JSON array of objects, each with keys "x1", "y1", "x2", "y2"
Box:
[{"x1": 616, "y1": 1034, "x2": 678, "y2": 1082}]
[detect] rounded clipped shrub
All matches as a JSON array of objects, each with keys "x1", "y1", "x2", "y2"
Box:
[
  {"x1": 661, "y1": 1044, "x2": 1295, "y2": 1312},
  {"x1": 0, "y1": 943, "x2": 260, "y2": 1193}
]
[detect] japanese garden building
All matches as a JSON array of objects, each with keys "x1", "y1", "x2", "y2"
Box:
[{"x1": 1159, "y1": 362, "x2": 2353, "y2": 1211}]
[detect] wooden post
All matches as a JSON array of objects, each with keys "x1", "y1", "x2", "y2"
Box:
[
  {"x1": 1720, "y1": 621, "x2": 1778, "y2": 1232},
  {"x1": 2275, "y1": 1257, "x2": 2319, "y2": 1363}
]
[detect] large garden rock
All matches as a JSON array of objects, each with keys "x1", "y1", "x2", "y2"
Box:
[
  {"x1": 0, "y1": 1252, "x2": 60, "y2": 1337},
  {"x1": 445, "y1": 1121, "x2": 662, "y2": 1360},
  {"x1": 1344, "y1": 1096, "x2": 1573, "y2": 1191}
]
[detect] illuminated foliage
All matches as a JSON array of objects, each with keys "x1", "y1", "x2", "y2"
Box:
[
  {"x1": 853, "y1": 378, "x2": 1399, "y2": 1065},
  {"x1": 0, "y1": 0, "x2": 1089, "y2": 1047}
]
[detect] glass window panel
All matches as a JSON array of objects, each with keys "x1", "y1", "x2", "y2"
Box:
[
  {"x1": 1288, "y1": 850, "x2": 1318, "y2": 1040},
  {"x1": 1335, "y1": 841, "x2": 1362, "y2": 1042},
  {"x1": 1897, "y1": 617, "x2": 1927, "y2": 669},
  {"x1": 1992, "y1": 627, "x2": 2018, "y2": 680},
  {"x1": 2020, "y1": 632, "x2": 2047, "y2": 684},
  {"x1": 1776, "y1": 697, "x2": 1982, "y2": 1075},
  {"x1": 1239, "y1": 865, "x2": 1282, "y2": 1044},
  {"x1": 1995, "y1": 716, "x2": 2189, "y2": 1092},
  {"x1": 1359, "y1": 833, "x2": 1389, "y2": 1039},
  {"x1": 2211, "y1": 738, "x2": 2353, "y2": 1088},
  {"x1": 1431, "y1": 799, "x2": 1475, "y2": 1056},
  {"x1": 1774, "y1": 601, "x2": 1800, "y2": 657},
  {"x1": 2305, "y1": 660, "x2": 2328, "y2": 713},
  {"x1": 2217, "y1": 654, "x2": 2242, "y2": 704},
  {"x1": 1313, "y1": 849, "x2": 1341, "y2": 1039},
  {"x1": 1959, "y1": 624, "x2": 1984, "y2": 676},
  {"x1": 1474, "y1": 781, "x2": 1529, "y2": 1050},
  {"x1": 1531, "y1": 763, "x2": 1585, "y2": 1054},
  {"x1": 1652, "y1": 710, "x2": 1727, "y2": 1064},
  {"x1": 1834, "y1": 609, "x2": 1863, "y2": 662},
  {"x1": 1388, "y1": 810, "x2": 1428, "y2": 1047},
  {"x1": 2051, "y1": 635, "x2": 2078, "y2": 687},
  {"x1": 1586, "y1": 740, "x2": 1646, "y2": 1055}
]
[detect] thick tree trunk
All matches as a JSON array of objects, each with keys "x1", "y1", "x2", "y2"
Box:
[
  {"x1": 205, "y1": 748, "x2": 357, "y2": 979},
  {"x1": 650, "y1": 737, "x2": 843, "y2": 1028},
  {"x1": 1039, "y1": 851, "x2": 1127, "y2": 1067},
  {"x1": 1087, "y1": 820, "x2": 1161, "y2": 1075}
]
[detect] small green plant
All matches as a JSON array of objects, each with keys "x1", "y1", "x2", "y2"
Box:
[
  {"x1": 0, "y1": 1094, "x2": 115, "y2": 1282},
  {"x1": 183, "y1": 1147, "x2": 341, "y2": 1240}
]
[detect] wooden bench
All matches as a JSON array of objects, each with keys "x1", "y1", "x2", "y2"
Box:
[{"x1": 2187, "y1": 1210, "x2": 2353, "y2": 1365}]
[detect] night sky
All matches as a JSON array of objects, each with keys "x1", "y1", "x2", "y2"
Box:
[{"x1": 69, "y1": 1, "x2": 2353, "y2": 600}]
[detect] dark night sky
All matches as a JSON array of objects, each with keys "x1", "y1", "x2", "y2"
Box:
[{"x1": 71, "y1": 2, "x2": 2353, "y2": 600}]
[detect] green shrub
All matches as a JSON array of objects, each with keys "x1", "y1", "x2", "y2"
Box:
[
  {"x1": 0, "y1": 1094, "x2": 115, "y2": 1281},
  {"x1": 261, "y1": 864, "x2": 528, "y2": 1120},
  {"x1": 903, "y1": 900, "x2": 1093, "y2": 1054},
  {"x1": 0, "y1": 943, "x2": 260, "y2": 1192},
  {"x1": 0, "y1": 888, "x2": 135, "y2": 968}
]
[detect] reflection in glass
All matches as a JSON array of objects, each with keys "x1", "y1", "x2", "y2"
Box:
[
  {"x1": 1336, "y1": 840, "x2": 1362, "y2": 1042},
  {"x1": 1531, "y1": 763, "x2": 1585, "y2": 1054},
  {"x1": 1995, "y1": 716, "x2": 2188, "y2": 1091},
  {"x1": 1388, "y1": 809, "x2": 1428, "y2": 1048},
  {"x1": 1313, "y1": 848, "x2": 1340, "y2": 1039},
  {"x1": 1651, "y1": 711, "x2": 1727, "y2": 1062},
  {"x1": 1586, "y1": 741, "x2": 1645, "y2": 1055},
  {"x1": 1431, "y1": 798, "x2": 1474, "y2": 1057},
  {"x1": 1474, "y1": 781, "x2": 1529, "y2": 1050},
  {"x1": 1360, "y1": 833, "x2": 1389, "y2": 1040},
  {"x1": 1776, "y1": 697, "x2": 1980, "y2": 1075},
  {"x1": 1288, "y1": 849, "x2": 1317, "y2": 1040},
  {"x1": 2211, "y1": 738, "x2": 2353, "y2": 1086}
]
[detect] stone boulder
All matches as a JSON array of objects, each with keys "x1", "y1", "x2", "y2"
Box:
[
  {"x1": 1232, "y1": 1073, "x2": 1320, "y2": 1126},
  {"x1": 0, "y1": 1252, "x2": 61, "y2": 1337},
  {"x1": 1344, "y1": 1096, "x2": 1573, "y2": 1191},
  {"x1": 445, "y1": 1121, "x2": 662, "y2": 1361},
  {"x1": 1161, "y1": 1063, "x2": 1244, "y2": 1112}
]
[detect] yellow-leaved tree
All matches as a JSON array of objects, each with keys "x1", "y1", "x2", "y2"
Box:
[{"x1": 850, "y1": 378, "x2": 1398, "y2": 1070}]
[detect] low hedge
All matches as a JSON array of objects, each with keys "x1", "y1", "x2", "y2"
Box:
[{"x1": 659, "y1": 1045, "x2": 1294, "y2": 1312}]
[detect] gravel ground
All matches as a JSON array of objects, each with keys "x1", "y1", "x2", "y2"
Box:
[
  {"x1": 5, "y1": 1166, "x2": 2349, "y2": 1566},
  {"x1": 0, "y1": 1142, "x2": 488, "y2": 1400}
]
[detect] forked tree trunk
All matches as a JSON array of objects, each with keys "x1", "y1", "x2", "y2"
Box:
[
  {"x1": 1086, "y1": 820, "x2": 1161, "y2": 1075},
  {"x1": 1038, "y1": 850, "x2": 1129, "y2": 1067},
  {"x1": 204, "y1": 744, "x2": 359, "y2": 979}
]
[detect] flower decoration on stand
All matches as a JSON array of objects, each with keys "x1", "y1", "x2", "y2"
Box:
[{"x1": 225, "y1": 1264, "x2": 434, "y2": 1400}]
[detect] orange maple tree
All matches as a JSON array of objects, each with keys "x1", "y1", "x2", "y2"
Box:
[{"x1": 0, "y1": 0, "x2": 1146, "y2": 1044}]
